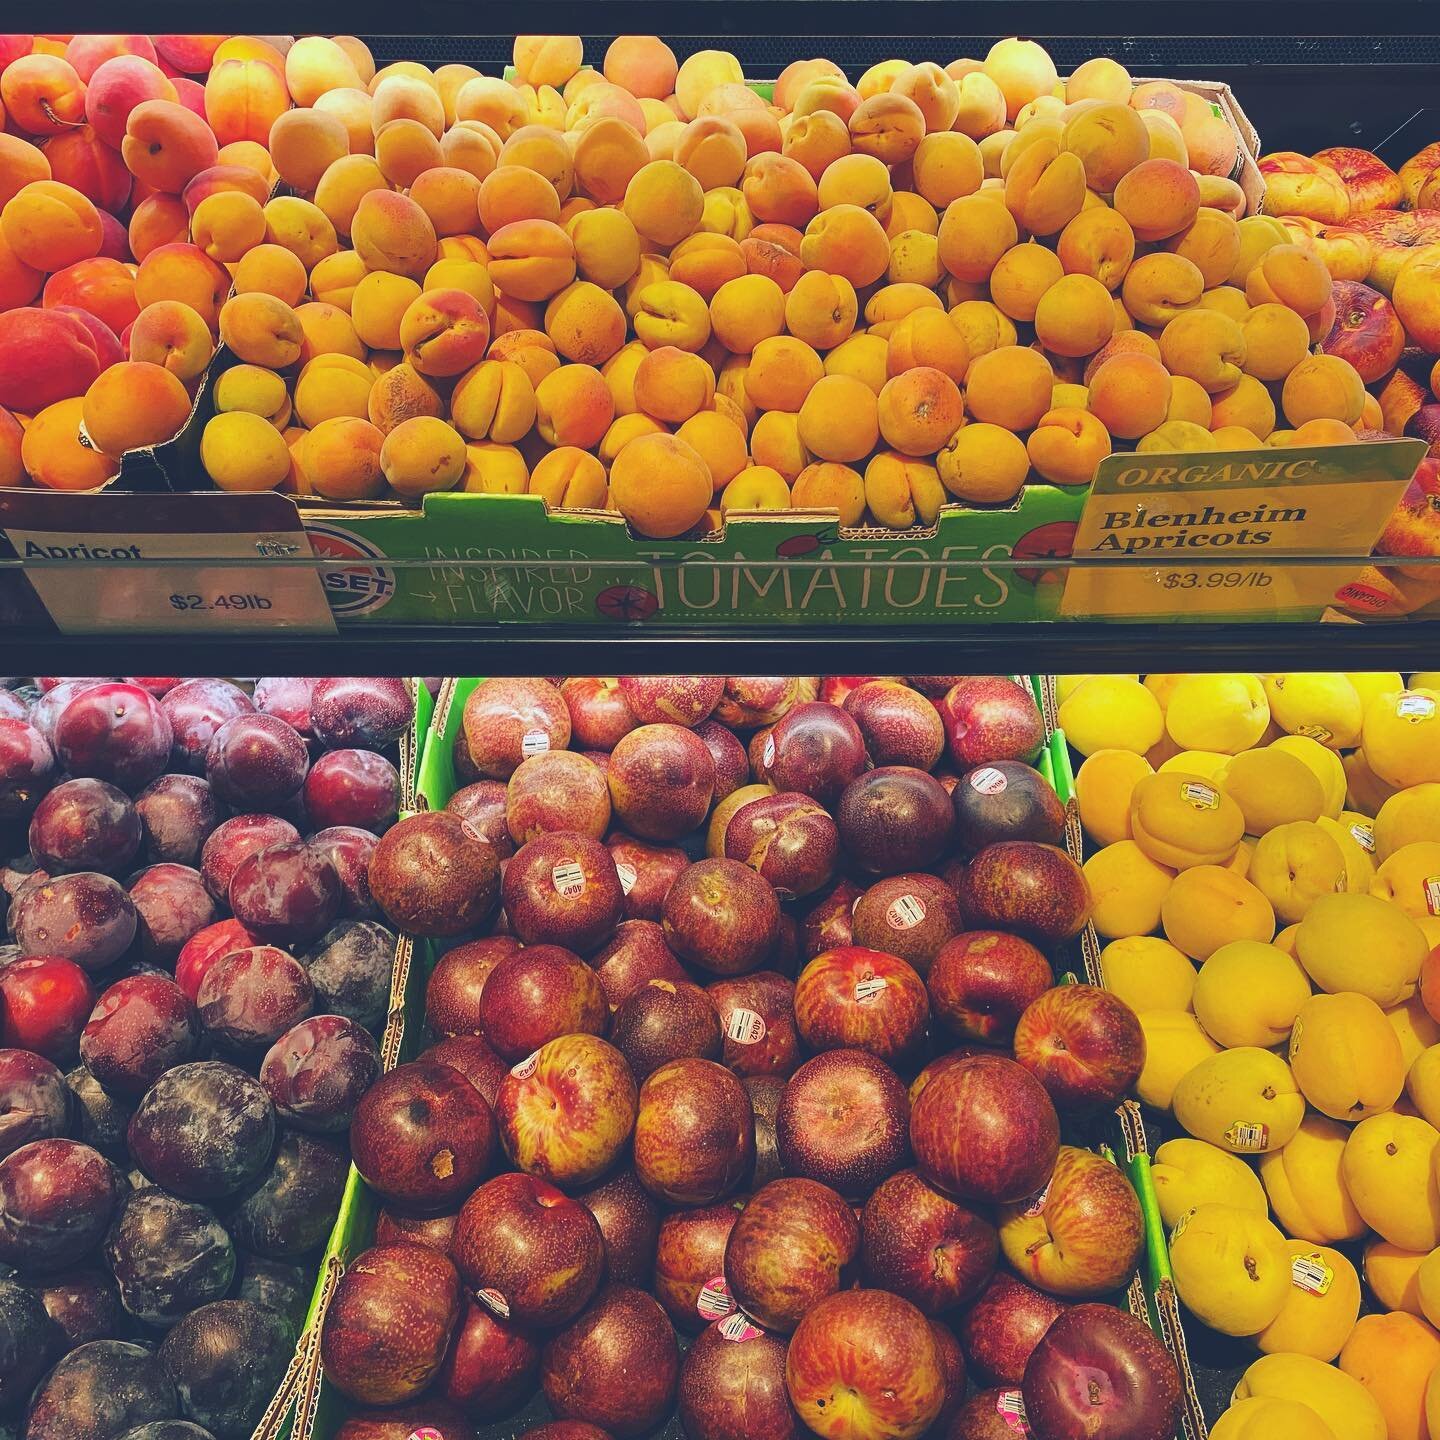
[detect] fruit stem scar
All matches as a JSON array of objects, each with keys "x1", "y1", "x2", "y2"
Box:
[{"x1": 1261, "y1": 1086, "x2": 1275, "y2": 1100}]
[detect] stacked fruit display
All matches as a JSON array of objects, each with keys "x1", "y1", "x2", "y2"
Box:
[
  {"x1": 1059, "y1": 670, "x2": 1440, "y2": 1439},
  {"x1": 0, "y1": 675, "x2": 414, "y2": 1440},
  {"x1": 312, "y1": 672, "x2": 1184, "y2": 1440},
  {"x1": 0, "y1": 32, "x2": 1380, "y2": 532}
]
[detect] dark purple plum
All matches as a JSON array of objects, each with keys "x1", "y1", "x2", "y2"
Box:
[
  {"x1": 157, "y1": 1300, "x2": 292, "y2": 1440},
  {"x1": 161, "y1": 680, "x2": 253, "y2": 775},
  {"x1": 28, "y1": 781, "x2": 141, "y2": 876},
  {"x1": 196, "y1": 948, "x2": 314, "y2": 1056},
  {"x1": 577, "y1": 1166, "x2": 660, "y2": 1287},
  {"x1": 134, "y1": 778, "x2": 219, "y2": 868},
  {"x1": 29, "y1": 679, "x2": 110, "y2": 746},
  {"x1": 126, "y1": 1062, "x2": 276, "y2": 1201},
  {"x1": 612, "y1": 978, "x2": 722, "y2": 1079},
  {"x1": 0, "y1": 1050, "x2": 71, "y2": 1158},
  {"x1": 0, "y1": 1138, "x2": 123, "y2": 1273},
  {"x1": 303, "y1": 751, "x2": 400, "y2": 835},
  {"x1": 227, "y1": 842, "x2": 340, "y2": 948},
  {"x1": 35, "y1": 1269, "x2": 128, "y2": 1346},
  {"x1": 234, "y1": 1254, "x2": 310, "y2": 1334},
  {"x1": 308, "y1": 828, "x2": 378, "y2": 918},
  {"x1": 309, "y1": 678, "x2": 414, "y2": 752},
  {"x1": 0, "y1": 718, "x2": 55, "y2": 827},
  {"x1": 80, "y1": 975, "x2": 199, "y2": 1099},
  {"x1": 224, "y1": 1130, "x2": 346, "y2": 1259},
  {"x1": 2, "y1": 1276, "x2": 61, "y2": 1407},
  {"x1": 54, "y1": 685, "x2": 173, "y2": 794},
  {"x1": 204, "y1": 716, "x2": 309, "y2": 811},
  {"x1": 251, "y1": 678, "x2": 316, "y2": 741},
  {"x1": 759, "y1": 701, "x2": 867, "y2": 805},
  {"x1": 260, "y1": 1014, "x2": 381, "y2": 1133},
  {"x1": 65, "y1": 1067, "x2": 131, "y2": 1162},
  {"x1": 128, "y1": 865, "x2": 218, "y2": 965},
  {"x1": 198, "y1": 815, "x2": 300, "y2": 903},
  {"x1": 303, "y1": 920, "x2": 394, "y2": 1031},
  {"x1": 115, "y1": 1426, "x2": 216, "y2": 1440},
  {"x1": 9, "y1": 872, "x2": 137, "y2": 972},
  {"x1": 103, "y1": 1189, "x2": 235, "y2": 1327},
  {"x1": 23, "y1": 1338, "x2": 177, "y2": 1440},
  {"x1": 445, "y1": 781, "x2": 513, "y2": 859},
  {"x1": 0, "y1": 688, "x2": 27, "y2": 720},
  {"x1": 835, "y1": 766, "x2": 954, "y2": 875},
  {"x1": 951, "y1": 760, "x2": 1066, "y2": 853}
]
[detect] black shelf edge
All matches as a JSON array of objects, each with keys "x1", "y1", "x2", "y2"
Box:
[{"x1": 6, "y1": 621, "x2": 1438, "y2": 676}]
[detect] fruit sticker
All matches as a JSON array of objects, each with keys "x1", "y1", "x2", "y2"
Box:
[
  {"x1": 552, "y1": 860, "x2": 586, "y2": 897},
  {"x1": 696, "y1": 1276, "x2": 737, "y2": 1321},
  {"x1": 407, "y1": 1429, "x2": 445, "y2": 1440},
  {"x1": 1294, "y1": 723, "x2": 1334, "y2": 744},
  {"x1": 969, "y1": 766, "x2": 1008, "y2": 796},
  {"x1": 476, "y1": 1287, "x2": 511, "y2": 1319},
  {"x1": 1170, "y1": 1208, "x2": 1194, "y2": 1241},
  {"x1": 996, "y1": 1391, "x2": 1031, "y2": 1435},
  {"x1": 1350, "y1": 821, "x2": 1376, "y2": 853},
  {"x1": 521, "y1": 729, "x2": 551, "y2": 756},
  {"x1": 1426, "y1": 876, "x2": 1440, "y2": 916},
  {"x1": 616, "y1": 861, "x2": 637, "y2": 895},
  {"x1": 510, "y1": 1051, "x2": 541, "y2": 1079},
  {"x1": 762, "y1": 734, "x2": 776, "y2": 768},
  {"x1": 1181, "y1": 782, "x2": 1220, "y2": 810},
  {"x1": 717, "y1": 1310, "x2": 764, "y2": 1343},
  {"x1": 725, "y1": 1007, "x2": 767, "y2": 1045},
  {"x1": 1223, "y1": 1121, "x2": 1269, "y2": 1151},
  {"x1": 854, "y1": 976, "x2": 889, "y2": 1004},
  {"x1": 1291, "y1": 1252, "x2": 1334, "y2": 1296},
  {"x1": 886, "y1": 895, "x2": 927, "y2": 930},
  {"x1": 1020, "y1": 1180, "x2": 1051, "y2": 1218},
  {"x1": 1397, "y1": 693, "x2": 1437, "y2": 720}
]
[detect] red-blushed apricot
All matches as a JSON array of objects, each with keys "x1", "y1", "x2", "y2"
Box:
[
  {"x1": 741, "y1": 153, "x2": 820, "y2": 228},
  {"x1": 487, "y1": 218, "x2": 576, "y2": 301},
  {"x1": 23, "y1": 397, "x2": 121, "y2": 489},
  {"x1": 876, "y1": 366, "x2": 965, "y2": 456},
  {"x1": 611, "y1": 431, "x2": 712, "y2": 536},
  {"x1": 133, "y1": 242, "x2": 229, "y2": 330},
  {"x1": 41, "y1": 256, "x2": 137, "y2": 335},
  {"x1": 399, "y1": 288, "x2": 492, "y2": 377},
  {"x1": 351, "y1": 189, "x2": 438, "y2": 280},
  {"x1": 127, "y1": 192, "x2": 189, "y2": 262},
  {"x1": 604, "y1": 35, "x2": 679, "y2": 100},
  {"x1": 80, "y1": 360, "x2": 192, "y2": 455},
  {"x1": 535, "y1": 362, "x2": 614, "y2": 447},
  {"x1": 2, "y1": 54, "x2": 86, "y2": 135},
  {"x1": 1088, "y1": 351, "x2": 1174, "y2": 438},
  {"x1": 127, "y1": 299, "x2": 214, "y2": 380},
  {"x1": 1, "y1": 180, "x2": 102, "y2": 271},
  {"x1": 1113, "y1": 158, "x2": 1201, "y2": 243}
]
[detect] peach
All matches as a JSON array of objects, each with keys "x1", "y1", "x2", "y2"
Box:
[
  {"x1": 450, "y1": 358, "x2": 537, "y2": 443},
  {"x1": 1112, "y1": 157, "x2": 1200, "y2": 243},
  {"x1": 522, "y1": 444, "x2": 601, "y2": 506},
  {"x1": 231, "y1": 244, "x2": 307, "y2": 308},
  {"x1": 675, "y1": 49, "x2": 745, "y2": 121},
  {"x1": 1208, "y1": 375, "x2": 1276, "y2": 439},
  {"x1": 534, "y1": 362, "x2": 614, "y2": 447},
  {"x1": 1393, "y1": 249, "x2": 1440, "y2": 353},
  {"x1": 1, "y1": 54, "x2": 85, "y2": 135},
  {"x1": 378, "y1": 414, "x2": 466, "y2": 497},
  {"x1": 750, "y1": 409, "x2": 811, "y2": 480},
  {"x1": 513, "y1": 35, "x2": 583, "y2": 90},
  {"x1": 983, "y1": 37, "x2": 1058, "y2": 120},
  {"x1": 301, "y1": 416, "x2": 386, "y2": 500},
  {"x1": 1034, "y1": 272, "x2": 1117, "y2": 357},
  {"x1": 292, "y1": 354, "x2": 373, "y2": 426},
  {"x1": 1246, "y1": 243, "x2": 1332, "y2": 316},
  {"x1": 544, "y1": 280, "x2": 627, "y2": 364},
  {"x1": 1024, "y1": 405, "x2": 1110, "y2": 486},
  {"x1": 1170, "y1": 207, "x2": 1243, "y2": 288},
  {"x1": 1121, "y1": 251, "x2": 1205, "y2": 326},
  {"x1": 79, "y1": 360, "x2": 190, "y2": 455},
  {"x1": 989, "y1": 241, "x2": 1064, "y2": 323},
  {"x1": 122, "y1": 99, "x2": 220, "y2": 194},
  {"x1": 1088, "y1": 352, "x2": 1173, "y2": 439},
  {"x1": 633, "y1": 345, "x2": 715, "y2": 424},
  {"x1": 1159, "y1": 309, "x2": 1246, "y2": 392},
  {"x1": 22, "y1": 397, "x2": 119, "y2": 489},
  {"x1": 847, "y1": 93, "x2": 925, "y2": 168},
  {"x1": 740, "y1": 153, "x2": 820, "y2": 228},
  {"x1": 83, "y1": 56, "x2": 175, "y2": 151},
  {"x1": 1, "y1": 180, "x2": 101, "y2": 273},
  {"x1": 218, "y1": 292, "x2": 304, "y2": 369},
  {"x1": 632, "y1": 280, "x2": 711, "y2": 351},
  {"x1": 603, "y1": 36, "x2": 678, "y2": 101},
  {"x1": 1283, "y1": 218, "x2": 1374, "y2": 283},
  {"x1": 371, "y1": 74, "x2": 445, "y2": 138},
  {"x1": 1056, "y1": 205, "x2": 1135, "y2": 291},
  {"x1": 398, "y1": 288, "x2": 491, "y2": 377},
  {"x1": 199, "y1": 411, "x2": 290, "y2": 493},
  {"x1": 204, "y1": 58, "x2": 289, "y2": 148},
  {"x1": 213, "y1": 362, "x2": 289, "y2": 419},
  {"x1": 1281, "y1": 353, "x2": 1367, "y2": 426},
  {"x1": 622, "y1": 159, "x2": 704, "y2": 248},
  {"x1": 1237, "y1": 303, "x2": 1309, "y2": 382},
  {"x1": 42, "y1": 256, "x2": 136, "y2": 336},
  {"x1": 875, "y1": 366, "x2": 964, "y2": 457},
  {"x1": 131, "y1": 242, "x2": 228, "y2": 332},
  {"x1": 351, "y1": 190, "x2": 437, "y2": 280},
  {"x1": 797, "y1": 373, "x2": 880, "y2": 463},
  {"x1": 1260, "y1": 151, "x2": 1351, "y2": 223},
  {"x1": 127, "y1": 300, "x2": 214, "y2": 380},
  {"x1": 722, "y1": 464, "x2": 791, "y2": 513},
  {"x1": 367, "y1": 360, "x2": 442, "y2": 433}
]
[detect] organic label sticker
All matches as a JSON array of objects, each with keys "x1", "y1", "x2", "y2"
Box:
[
  {"x1": 1224, "y1": 1121, "x2": 1269, "y2": 1151},
  {"x1": 476, "y1": 1288, "x2": 511, "y2": 1318},
  {"x1": 1350, "y1": 821, "x2": 1376, "y2": 853},
  {"x1": 521, "y1": 729, "x2": 551, "y2": 756},
  {"x1": 969, "y1": 766, "x2": 1008, "y2": 796},
  {"x1": 1020, "y1": 1181, "x2": 1051, "y2": 1219},
  {"x1": 616, "y1": 862, "x2": 637, "y2": 895},
  {"x1": 996, "y1": 1391, "x2": 1030, "y2": 1435},
  {"x1": 886, "y1": 894, "x2": 927, "y2": 930},
  {"x1": 696, "y1": 1276, "x2": 736, "y2": 1321},
  {"x1": 725, "y1": 1007, "x2": 767, "y2": 1045},
  {"x1": 1292, "y1": 1252, "x2": 1334, "y2": 1296},
  {"x1": 854, "y1": 976, "x2": 888, "y2": 1004},
  {"x1": 552, "y1": 860, "x2": 586, "y2": 898},
  {"x1": 762, "y1": 734, "x2": 776, "y2": 767},
  {"x1": 510, "y1": 1051, "x2": 541, "y2": 1079},
  {"x1": 1397, "y1": 694, "x2": 1437, "y2": 719},
  {"x1": 717, "y1": 1310, "x2": 764, "y2": 1342},
  {"x1": 1181, "y1": 782, "x2": 1219, "y2": 811},
  {"x1": 1295, "y1": 724, "x2": 1334, "y2": 744}
]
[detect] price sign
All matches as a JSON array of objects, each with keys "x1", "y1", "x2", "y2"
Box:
[{"x1": 0, "y1": 490, "x2": 336, "y2": 635}]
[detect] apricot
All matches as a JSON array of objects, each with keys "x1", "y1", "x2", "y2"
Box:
[
  {"x1": 774, "y1": 272, "x2": 853, "y2": 353},
  {"x1": 1025, "y1": 406, "x2": 1111, "y2": 486},
  {"x1": 1180, "y1": 92, "x2": 1239, "y2": 178},
  {"x1": 1063, "y1": 102, "x2": 1148, "y2": 192},
  {"x1": 784, "y1": 112, "x2": 852, "y2": 182},
  {"x1": 1111, "y1": 157, "x2": 1201, "y2": 244},
  {"x1": 1246, "y1": 244, "x2": 1332, "y2": 316},
  {"x1": 952, "y1": 72, "x2": 1007, "y2": 141},
  {"x1": 776, "y1": 58, "x2": 847, "y2": 111},
  {"x1": 874, "y1": 366, "x2": 964, "y2": 457},
  {"x1": 817, "y1": 153, "x2": 892, "y2": 221},
  {"x1": 290, "y1": 354, "x2": 371, "y2": 427},
  {"x1": 859, "y1": 450, "x2": 941, "y2": 527},
  {"x1": 199, "y1": 411, "x2": 290, "y2": 493},
  {"x1": 1057, "y1": 206, "x2": 1136, "y2": 290},
  {"x1": 1088, "y1": 352, "x2": 1173, "y2": 439},
  {"x1": 797, "y1": 373, "x2": 881, "y2": 463},
  {"x1": 1209, "y1": 376, "x2": 1277, "y2": 439},
  {"x1": 446, "y1": 358, "x2": 533, "y2": 444},
  {"x1": 516, "y1": 445, "x2": 597, "y2": 507},
  {"x1": 704, "y1": 273, "x2": 782, "y2": 355},
  {"x1": 214, "y1": 363, "x2": 289, "y2": 421},
  {"x1": 312, "y1": 155, "x2": 388, "y2": 238},
  {"x1": 888, "y1": 62, "x2": 957, "y2": 135},
  {"x1": 986, "y1": 241, "x2": 1061, "y2": 323},
  {"x1": 544, "y1": 280, "x2": 627, "y2": 365},
  {"x1": 371, "y1": 74, "x2": 444, "y2": 140},
  {"x1": 128, "y1": 299, "x2": 214, "y2": 381},
  {"x1": 963, "y1": 344, "x2": 1054, "y2": 431},
  {"x1": 80, "y1": 59, "x2": 173, "y2": 154},
  {"x1": 796, "y1": 203, "x2": 888, "y2": 288},
  {"x1": 366, "y1": 361, "x2": 441, "y2": 434},
  {"x1": 603, "y1": 35, "x2": 678, "y2": 101},
  {"x1": 1067, "y1": 56, "x2": 1133, "y2": 104},
  {"x1": 667, "y1": 233, "x2": 745, "y2": 300},
  {"x1": 740, "y1": 153, "x2": 819, "y2": 228},
  {"x1": 633, "y1": 280, "x2": 712, "y2": 352},
  {"x1": 633, "y1": 345, "x2": 715, "y2": 424},
  {"x1": 675, "y1": 410, "x2": 748, "y2": 489},
  {"x1": 749, "y1": 410, "x2": 811, "y2": 481},
  {"x1": 346, "y1": 190, "x2": 434, "y2": 281},
  {"x1": 1160, "y1": 309, "x2": 1246, "y2": 393},
  {"x1": 21, "y1": 396, "x2": 118, "y2": 489},
  {"x1": 79, "y1": 360, "x2": 190, "y2": 457},
  {"x1": 2, "y1": 54, "x2": 86, "y2": 135},
  {"x1": 1171, "y1": 207, "x2": 1243, "y2": 288},
  {"x1": 201, "y1": 58, "x2": 288, "y2": 150},
  {"x1": 568, "y1": 122, "x2": 646, "y2": 210},
  {"x1": 980, "y1": 37, "x2": 1057, "y2": 121},
  {"x1": 0, "y1": 135, "x2": 52, "y2": 212},
  {"x1": 610, "y1": 431, "x2": 712, "y2": 537},
  {"x1": 1282, "y1": 354, "x2": 1367, "y2": 427},
  {"x1": 487, "y1": 218, "x2": 576, "y2": 302},
  {"x1": 1235, "y1": 303, "x2": 1309, "y2": 383},
  {"x1": 1003, "y1": 137, "x2": 1086, "y2": 237},
  {"x1": 1, "y1": 180, "x2": 102, "y2": 273},
  {"x1": 785, "y1": 461, "x2": 862, "y2": 524},
  {"x1": 534, "y1": 362, "x2": 614, "y2": 447},
  {"x1": 698, "y1": 185, "x2": 753, "y2": 243},
  {"x1": 792, "y1": 76, "x2": 862, "y2": 127},
  {"x1": 722, "y1": 464, "x2": 791, "y2": 514},
  {"x1": 373, "y1": 414, "x2": 464, "y2": 498},
  {"x1": 133, "y1": 242, "x2": 229, "y2": 330},
  {"x1": 40, "y1": 255, "x2": 135, "y2": 337},
  {"x1": 882, "y1": 309, "x2": 969, "y2": 386},
  {"x1": 1138, "y1": 110, "x2": 1189, "y2": 167},
  {"x1": 1034, "y1": 272, "x2": 1116, "y2": 357},
  {"x1": 398, "y1": 288, "x2": 491, "y2": 377},
  {"x1": 1122, "y1": 251, "x2": 1205, "y2": 326}
]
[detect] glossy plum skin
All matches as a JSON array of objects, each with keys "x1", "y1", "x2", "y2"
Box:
[
  {"x1": 0, "y1": 1137, "x2": 125, "y2": 1273},
  {"x1": 23, "y1": 1340, "x2": 179, "y2": 1440},
  {"x1": 227, "y1": 841, "x2": 342, "y2": 948},
  {"x1": 197, "y1": 946, "x2": 315, "y2": 1055},
  {"x1": 368, "y1": 812, "x2": 501, "y2": 938},
  {"x1": 304, "y1": 751, "x2": 401, "y2": 834},
  {"x1": 310, "y1": 678, "x2": 415, "y2": 752},
  {"x1": 199, "y1": 814, "x2": 302, "y2": 902},
  {"x1": 303, "y1": 919, "x2": 396, "y2": 1031},
  {"x1": 0, "y1": 957, "x2": 95, "y2": 1060},
  {"x1": 260, "y1": 1014, "x2": 382, "y2": 1133},
  {"x1": 134, "y1": 775, "x2": 220, "y2": 867},
  {"x1": 253, "y1": 678, "x2": 316, "y2": 740},
  {"x1": 33, "y1": 1268, "x2": 127, "y2": 1348},
  {"x1": 129, "y1": 863, "x2": 219, "y2": 964},
  {"x1": 309, "y1": 827, "x2": 381, "y2": 918},
  {"x1": 173, "y1": 919, "x2": 259, "y2": 1004},
  {"x1": 53, "y1": 683, "x2": 174, "y2": 794},
  {"x1": 28, "y1": 779, "x2": 142, "y2": 875},
  {"x1": 103, "y1": 1188, "x2": 236, "y2": 1326},
  {"x1": 205, "y1": 714, "x2": 310, "y2": 810},
  {"x1": 161, "y1": 679, "x2": 254, "y2": 774},
  {"x1": 446, "y1": 781, "x2": 513, "y2": 859},
  {"x1": 0, "y1": 717, "x2": 55, "y2": 826},
  {"x1": 0, "y1": 1049, "x2": 72, "y2": 1158},
  {"x1": 80, "y1": 974, "x2": 199, "y2": 1098},
  {"x1": 9, "y1": 871, "x2": 137, "y2": 972}
]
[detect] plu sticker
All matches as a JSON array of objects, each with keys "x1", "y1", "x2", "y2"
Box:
[
  {"x1": 717, "y1": 1311, "x2": 763, "y2": 1342},
  {"x1": 1289, "y1": 1018, "x2": 1304, "y2": 1056},
  {"x1": 886, "y1": 895, "x2": 927, "y2": 930},
  {"x1": 696, "y1": 1276, "x2": 736, "y2": 1321},
  {"x1": 1224, "y1": 1121, "x2": 1269, "y2": 1151},
  {"x1": 510, "y1": 1051, "x2": 541, "y2": 1079},
  {"x1": 1350, "y1": 821, "x2": 1376, "y2": 853},
  {"x1": 521, "y1": 728, "x2": 551, "y2": 756},
  {"x1": 1397, "y1": 693, "x2": 1437, "y2": 720},
  {"x1": 552, "y1": 860, "x2": 586, "y2": 898},
  {"x1": 969, "y1": 766, "x2": 1008, "y2": 796},
  {"x1": 476, "y1": 1287, "x2": 511, "y2": 1319},
  {"x1": 762, "y1": 734, "x2": 776, "y2": 767},
  {"x1": 1425, "y1": 876, "x2": 1440, "y2": 917},
  {"x1": 854, "y1": 976, "x2": 888, "y2": 1004},
  {"x1": 1181, "y1": 781, "x2": 1220, "y2": 810},
  {"x1": 1020, "y1": 1181, "x2": 1051, "y2": 1219},
  {"x1": 1170, "y1": 1208, "x2": 1194, "y2": 1241},
  {"x1": 616, "y1": 861, "x2": 637, "y2": 895},
  {"x1": 407, "y1": 1429, "x2": 445, "y2": 1440},
  {"x1": 1291, "y1": 1252, "x2": 1334, "y2": 1296},
  {"x1": 996, "y1": 1391, "x2": 1030, "y2": 1435},
  {"x1": 1295, "y1": 724, "x2": 1334, "y2": 744},
  {"x1": 725, "y1": 1007, "x2": 767, "y2": 1045}
]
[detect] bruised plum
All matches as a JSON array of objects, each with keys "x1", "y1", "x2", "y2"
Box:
[
  {"x1": 309, "y1": 678, "x2": 414, "y2": 752},
  {"x1": 135, "y1": 778, "x2": 220, "y2": 868},
  {"x1": 234, "y1": 1254, "x2": 310, "y2": 1334},
  {"x1": 224, "y1": 1131, "x2": 347, "y2": 1259},
  {"x1": 227, "y1": 842, "x2": 341, "y2": 949},
  {"x1": 304, "y1": 752, "x2": 400, "y2": 835},
  {"x1": 198, "y1": 816, "x2": 300, "y2": 904},
  {"x1": 54, "y1": 684, "x2": 173, "y2": 795},
  {"x1": 0, "y1": 1275, "x2": 60, "y2": 1409},
  {"x1": 128, "y1": 866, "x2": 218, "y2": 966},
  {"x1": 261, "y1": 1015, "x2": 381, "y2": 1133},
  {"x1": 80, "y1": 975, "x2": 199, "y2": 1098},
  {"x1": 951, "y1": 760, "x2": 1066, "y2": 853},
  {"x1": 308, "y1": 828, "x2": 379, "y2": 919},
  {"x1": 157, "y1": 1299, "x2": 293, "y2": 1440},
  {"x1": 0, "y1": 1138, "x2": 123, "y2": 1273},
  {"x1": 205, "y1": 715, "x2": 309, "y2": 811},
  {"x1": 303, "y1": 920, "x2": 395, "y2": 1031},
  {"x1": 197, "y1": 948, "x2": 314, "y2": 1056},
  {"x1": 103, "y1": 1190, "x2": 235, "y2": 1327},
  {"x1": 9, "y1": 871, "x2": 137, "y2": 972},
  {"x1": 161, "y1": 679, "x2": 254, "y2": 774},
  {"x1": 0, "y1": 1049, "x2": 71, "y2": 1158},
  {"x1": 127, "y1": 1062, "x2": 276, "y2": 1200},
  {"x1": 35, "y1": 1269, "x2": 128, "y2": 1346},
  {"x1": 0, "y1": 718, "x2": 55, "y2": 827},
  {"x1": 22, "y1": 1339, "x2": 177, "y2": 1440},
  {"x1": 368, "y1": 813, "x2": 500, "y2": 938},
  {"x1": 65, "y1": 1067, "x2": 131, "y2": 1162}
]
